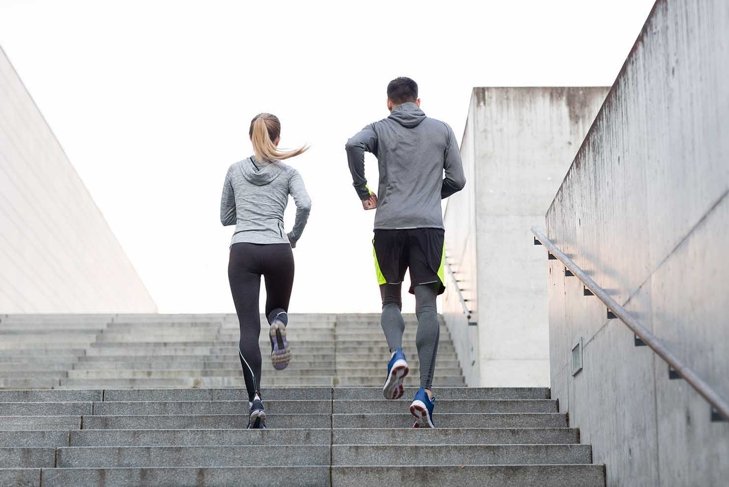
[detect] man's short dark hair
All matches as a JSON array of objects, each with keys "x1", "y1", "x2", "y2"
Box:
[{"x1": 387, "y1": 77, "x2": 418, "y2": 104}]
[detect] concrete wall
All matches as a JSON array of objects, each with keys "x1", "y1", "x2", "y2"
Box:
[
  {"x1": 442, "y1": 112, "x2": 480, "y2": 386},
  {"x1": 545, "y1": 1, "x2": 729, "y2": 485},
  {"x1": 443, "y1": 87, "x2": 607, "y2": 386},
  {"x1": 0, "y1": 46, "x2": 157, "y2": 313}
]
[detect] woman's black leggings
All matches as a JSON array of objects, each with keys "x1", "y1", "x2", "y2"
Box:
[{"x1": 228, "y1": 242, "x2": 294, "y2": 402}]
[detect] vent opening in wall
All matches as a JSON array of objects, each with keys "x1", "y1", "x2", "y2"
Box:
[{"x1": 572, "y1": 338, "x2": 583, "y2": 376}]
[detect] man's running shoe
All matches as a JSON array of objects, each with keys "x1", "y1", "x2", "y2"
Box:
[
  {"x1": 247, "y1": 395, "x2": 266, "y2": 429},
  {"x1": 410, "y1": 387, "x2": 435, "y2": 428},
  {"x1": 382, "y1": 348, "x2": 409, "y2": 400},
  {"x1": 269, "y1": 320, "x2": 291, "y2": 370}
]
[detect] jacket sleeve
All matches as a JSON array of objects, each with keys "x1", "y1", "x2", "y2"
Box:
[
  {"x1": 220, "y1": 167, "x2": 237, "y2": 226},
  {"x1": 345, "y1": 124, "x2": 378, "y2": 200},
  {"x1": 441, "y1": 124, "x2": 466, "y2": 198},
  {"x1": 287, "y1": 169, "x2": 312, "y2": 248}
]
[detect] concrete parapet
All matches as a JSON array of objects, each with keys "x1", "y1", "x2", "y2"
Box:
[{"x1": 545, "y1": 0, "x2": 729, "y2": 484}]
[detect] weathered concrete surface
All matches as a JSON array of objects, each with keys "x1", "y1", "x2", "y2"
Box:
[
  {"x1": 545, "y1": 1, "x2": 729, "y2": 485},
  {"x1": 443, "y1": 87, "x2": 607, "y2": 386},
  {"x1": 0, "y1": 47, "x2": 156, "y2": 312}
]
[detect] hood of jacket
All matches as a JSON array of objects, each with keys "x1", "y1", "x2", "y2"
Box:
[
  {"x1": 238, "y1": 157, "x2": 283, "y2": 186},
  {"x1": 388, "y1": 102, "x2": 427, "y2": 128}
]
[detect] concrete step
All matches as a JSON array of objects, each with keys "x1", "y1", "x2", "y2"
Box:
[
  {"x1": 0, "y1": 354, "x2": 80, "y2": 363},
  {"x1": 332, "y1": 413, "x2": 567, "y2": 429},
  {"x1": 70, "y1": 361, "x2": 337, "y2": 371},
  {"x1": 0, "y1": 448, "x2": 55, "y2": 467},
  {"x1": 101, "y1": 387, "x2": 331, "y2": 401},
  {"x1": 0, "y1": 371, "x2": 68, "y2": 379},
  {"x1": 91, "y1": 400, "x2": 331, "y2": 415},
  {"x1": 332, "y1": 444, "x2": 592, "y2": 465},
  {"x1": 57, "y1": 376, "x2": 337, "y2": 388},
  {"x1": 82, "y1": 414, "x2": 331, "y2": 430},
  {"x1": 0, "y1": 378, "x2": 60, "y2": 389},
  {"x1": 0, "y1": 402, "x2": 92, "y2": 416},
  {"x1": 77, "y1": 352, "x2": 338, "y2": 362},
  {"x1": 0, "y1": 431, "x2": 70, "y2": 447},
  {"x1": 0, "y1": 469, "x2": 40, "y2": 487},
  {"x1": 56, "y1": 445, "x2": 331, "y2": 467},
  {"x1": 331, "y1": 465, "x2": 605, "y2": 486},
  {"x1": 334, "y1": 387, "x2": 550, "y2": 400},
  {"x1": 331, "y1": 427, "x2": 579, "y2": 445},
  {"x1": 0, "y1": 390, "x2": 103, "y2": 402},
  {"x1": 0, "y1": 363, "x2": 74, "y2": 372},
  {"x1": 332, "y1": 399, "x2": 557, "y2": 414},
  {"x1": 68, "y1": 428, "x2": 331, "y2": 446},
  {"x1": 335, "y1": 376, "x2": 465, "y2": 386},
  {"x1": 0, "y1": 416, "x2": 81, "y2": 431},
  {"x1": 38, "y1": 466, "x2": 329, "y2": 486}
]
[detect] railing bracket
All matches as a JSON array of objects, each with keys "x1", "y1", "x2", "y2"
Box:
[
  {"x1": 565, "y1": 269, "x2": 574, "y2": 277},
  {"x1": 533, "y1": 237, "x2": 542, "y2": 246},
  {"x1": 548, "y1": 253, "x2": 557, "y2": 260},
  {"x1": 711, "y1": 407, "x2": 727, "y2": 422},
  {"x1": 669, "y1": 366, "x2": 681, "y2": 380},
  {"x1": 583, "y1": 287, "x2": 594, "y2": 296},
  {"x1": 607, "y1": 309, "x2": 617, "y2": 319},
  {"x1": 634, "y1": 334, "x2": 646, "y2": 347}
]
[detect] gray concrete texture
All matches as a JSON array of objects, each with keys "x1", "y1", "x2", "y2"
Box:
[
  {"x1": 0, "y1": 313, "x2": 605, "y2": 485},
  {"x1": 443, "y1": 87, "x2": 608, "y2": 387},
  {"x1": 545, "y1": 0, "x2": 729, "y2": 485}
]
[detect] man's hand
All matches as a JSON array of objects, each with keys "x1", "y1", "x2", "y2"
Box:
[{"x1": 362, "y1": 193, "x2": 378, "y2": 210}]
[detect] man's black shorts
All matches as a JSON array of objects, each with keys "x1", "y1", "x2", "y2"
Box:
[{"x1": 372, "y1": 228, "x2": 445, "y2": 295}]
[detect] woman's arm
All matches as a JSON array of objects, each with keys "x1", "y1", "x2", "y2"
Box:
[
  {"x1": 220, "y1": 168, "x2": 237, "y2": 226},
  {"x1": 287, "y1": 170, "x2": 311, "y2": 247}
]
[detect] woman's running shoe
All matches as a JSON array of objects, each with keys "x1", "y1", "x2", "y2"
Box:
[
  {"x1": 269, "y1": 320, "x2": 291, "y2": 370},
  {"x1": 247, "y1": 395, "x2": 266, "y2": 429},
  {"x1": 410, "y1": 387, "x2": 435, "y2": 428},
  {"x1": 383, "y1": 348, "x2": 409, "y2": 400}
]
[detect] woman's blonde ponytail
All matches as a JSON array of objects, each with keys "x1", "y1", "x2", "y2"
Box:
[{"x1": 249, "y1": 113, "x2": 308, "y2": 162}]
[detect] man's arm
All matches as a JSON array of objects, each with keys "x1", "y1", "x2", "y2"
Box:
[
  {"x1": 441, "y1": 125, "x2": 466, "y2": 198},
  {"x1": 345, "y1": 124, "x2": 379, "y2": 202}
]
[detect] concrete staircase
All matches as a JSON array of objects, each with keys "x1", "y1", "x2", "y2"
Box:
[{"x1": 0, "y1": 314, "x2": 605, "y2": 486}]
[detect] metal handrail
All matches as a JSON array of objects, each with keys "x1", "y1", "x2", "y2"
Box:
[
  {"x1": 532, "y1": 226, "x2": 729, "y2": 422},
  {"x1": 444, "y1": 258, "x2": 476, "y2": 325}
]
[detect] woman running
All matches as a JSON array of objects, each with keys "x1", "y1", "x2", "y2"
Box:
[{"x1": 220, "y1": 113, "x2": 311, "y2": 429}]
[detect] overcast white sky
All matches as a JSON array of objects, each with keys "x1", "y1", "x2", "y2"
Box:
[{"x1": 0, "y1": 0, "x2": 655, "y2": 313}]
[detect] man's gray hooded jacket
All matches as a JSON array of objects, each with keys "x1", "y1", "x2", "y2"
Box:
[{"x1": 345, "y1": 102, "x2": 466, "y2": 229}]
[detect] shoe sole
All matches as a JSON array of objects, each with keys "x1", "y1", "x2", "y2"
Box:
[
  {"x1": 270, "y1": 322, "x2": 291, "y2": 370},
  {"x1": 383, "y1": 359, "x2": 409, "y2": 400},
  {"x1": 248, "y1": 408, "x2": 267, "y2": 429},
  {"x1": 410, "y1": 399, "x2": 435, "y2": 428}
]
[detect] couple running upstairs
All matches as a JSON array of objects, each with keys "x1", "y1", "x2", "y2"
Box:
[{"x1": 220, "y1": 76, "x2": 466, "y2": 429}]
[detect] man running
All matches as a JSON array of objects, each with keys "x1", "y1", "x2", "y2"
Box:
[{"x1": 345, "y1": 77, "x2": 466, "y2": 428}]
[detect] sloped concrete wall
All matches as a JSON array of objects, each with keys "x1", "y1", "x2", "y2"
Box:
[
  {"x1": 545, "y1": 1, "x2": 729, "y2": 484},
  {"x1": 0, "y1": 47, "x2": 156, "y2": 312},
  {"x1": 443, "y1": 87, "x2": 606, "y2": 387}
]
